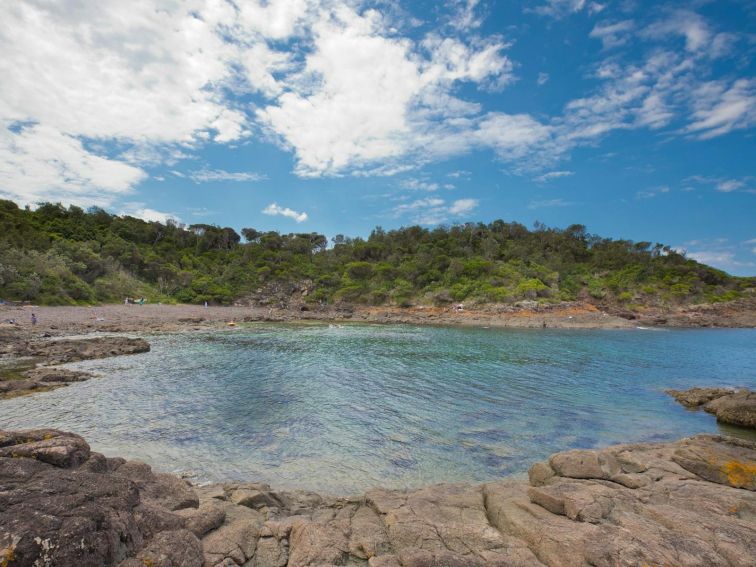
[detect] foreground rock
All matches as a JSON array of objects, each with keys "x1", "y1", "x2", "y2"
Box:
[
  {"x1": 667, "y1": 387, "x2": 756, "y2": 429},
  {"x1": 2, "y1": 430, "x2": 755, "y2": 566}
]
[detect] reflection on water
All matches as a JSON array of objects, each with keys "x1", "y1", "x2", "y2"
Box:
[{"x1": 1, "y1": 324, "x2": 754, "y2": 493}]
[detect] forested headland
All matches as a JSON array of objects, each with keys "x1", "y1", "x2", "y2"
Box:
[{"x1": 1, "y1": 199, "x2": 752, "y2": 308}]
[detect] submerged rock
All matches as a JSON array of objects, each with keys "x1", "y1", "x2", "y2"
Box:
[
  {"x1": 1, "y1": 429, "x2": 754, "y2": 566},
  {"x1": 667, "y1": 387, "x2": 756, "y2": 429}
]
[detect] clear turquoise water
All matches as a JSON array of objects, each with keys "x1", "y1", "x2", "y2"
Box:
[{"x1": 1, "y1": 324, "x2": 754, "y2": 493}]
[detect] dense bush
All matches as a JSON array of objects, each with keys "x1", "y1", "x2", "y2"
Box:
[{"x1": 0, "y1": 199, "x2": 753, "y2": 307}]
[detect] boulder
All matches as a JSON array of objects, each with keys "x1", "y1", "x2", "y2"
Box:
[
  {"x1": 705, "y1": 390, "x2": 756, "y2": 429},
  {"x1": 667, "y1": 387, "x2": 756, "y2": 429},
  {"x1": 0, "y1": 429, "x2": 90, "y2": 468},
  {"x1": 672, "y1": 435, "x2": 756, "y2": 490},
  {"x1": 0, "y1": 428, "x2": 203, "y2": 567},
  {"x1": 666, "y1": 387, "x2": 734, "y2": 408}
]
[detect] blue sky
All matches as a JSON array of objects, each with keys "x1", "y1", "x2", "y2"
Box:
[{"x1": 0, "y1": 0, "x2": 754, "y2": 274}]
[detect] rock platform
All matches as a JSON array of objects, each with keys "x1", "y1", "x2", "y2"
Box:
[
  {"x1": 667, "y1": 387, "x2": 756, "y2": 429},
  {"x1": 1, "y1": 429, "x2": 754, "y2": 566}
]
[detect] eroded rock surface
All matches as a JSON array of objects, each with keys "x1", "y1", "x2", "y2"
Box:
[
  {"x1": 1, "y1": 430, "x2": 754, "y2": 566},
  {"x1": 667, "y1": 387, "x2": 756, "y2": 429},
  {"x1": 1, "y1": 336, "x2": 149, "y2": 398},
  {"x1": 14, "y1": 336, "x2": 151, "y2": 365}
]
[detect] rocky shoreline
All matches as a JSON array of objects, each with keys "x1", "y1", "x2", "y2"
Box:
[
  {"x1": 1, "y1": 429, "x2": 754, "y2": 567},
  {"x1": 667, "y1": 387, "x2": 756, "y2": 429},
  {"x1": 1, "y1": 306, "x2": 755, "y2": 565},
  {"x1": 2, "y1": 298, "x2": 756, "y2": 336},
  {"x1": 0, "y1": 330, "x2": 150, "y2": 398}
]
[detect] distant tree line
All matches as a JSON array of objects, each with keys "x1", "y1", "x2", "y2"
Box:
[{"x1": 0, "y1": 199, "x2": 752, "y2": 307}]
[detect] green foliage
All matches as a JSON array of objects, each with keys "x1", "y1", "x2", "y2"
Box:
[{"x1": 0, "y1": 199, "x2": 752, "y2": 307}]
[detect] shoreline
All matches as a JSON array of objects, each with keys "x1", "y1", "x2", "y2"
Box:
[
  {"x1": 2, "y1": 298, "x2": 756, "y2": 336},
  {"x1": 1, "y1": 301, "x2": 754, "y2": 402}
]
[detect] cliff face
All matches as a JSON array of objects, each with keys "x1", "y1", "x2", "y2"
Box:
[{"x1": 1, "y1": 430, "x2": 754, "y2": 567}]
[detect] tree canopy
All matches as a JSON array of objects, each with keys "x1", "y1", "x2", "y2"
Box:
[{"x1": 0, "y1": 199, "x2": 752, "y2": 307}]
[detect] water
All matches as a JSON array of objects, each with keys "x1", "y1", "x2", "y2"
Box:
[{"x1": 1, "y1": 324, "x2": 754, "y2": 494}]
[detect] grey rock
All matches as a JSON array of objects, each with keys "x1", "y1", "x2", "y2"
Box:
[
  {"x1": 672, "y1": 435, "x2": 756, "y2": 490},
  {"x1": 666, "y1": 386, "x2": 735, "y2": 408},
  {"x1": 120, "y1": 529, "x2": 203, "y2": 567},
  {"x1": 17, "y1": 336, "x2": 150, "y2": 364},
  {"x1": 667, "y1": 387, "x2": 756, "y2": 429},
  {"x1": 22, "y1": 366, "x2": 93, "y2": 383},
  {"x1": 0, "y1": 429, "x2": 203, "y2": 567},
  {"x1": 0, "y1": 429, "x2": 90, "y2": 468},
  {"x1": 178, "y1": 501, "x2": 227, "y2": 537},
  {"x1": 3, "y1": 429, "x2": 755, "y2": 567}
]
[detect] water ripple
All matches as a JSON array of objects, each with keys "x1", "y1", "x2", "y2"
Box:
[{"x1": 0, "y1": 324, "x2": 754, "y2": 493}]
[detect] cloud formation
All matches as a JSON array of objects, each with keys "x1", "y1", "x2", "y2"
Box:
[
  {"x1": 0, "y1": 0, "x2": 753, "y2": 211},
  {"x1": 262, "y1": 202, "x2": 308, "y2": 223},
  {"x1": 392, "y1": 197, "x2": 479, "y2": 225},
  {"x1": 189, "y1": 169, "x2": 267, "y2": 183}
]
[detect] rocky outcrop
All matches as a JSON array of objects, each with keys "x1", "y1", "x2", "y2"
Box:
[
  {"x1": 2, "y1": 430, "x2": 755, "y2": 566},
  {"x1": 13, "y1": 336, "x2": 150, "y2": 365},
  {"x1": 667, "y1": 387, "x2": 756, "y2": 429},
  {"x1": 0, "y1": 429, "x2": 199, "y2": 566},
  {"x1": 1, "y1": 336, "x2": 150, "y2": 398}
]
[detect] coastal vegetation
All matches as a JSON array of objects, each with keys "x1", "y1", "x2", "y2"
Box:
[{"x1": 0, "y1": 199, "x2": 752, "y2": 307}]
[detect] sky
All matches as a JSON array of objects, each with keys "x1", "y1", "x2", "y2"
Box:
[{"x1": 0, "y1": 1, "x2": 754, "y2": 275}]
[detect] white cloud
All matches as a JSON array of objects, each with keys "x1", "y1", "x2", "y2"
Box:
[
  {"x1": 534, "y1": 170, "x2": 574, "y2": 183},
  {"x1": 447, "y1": 170, "x2": 471, "y2": 179},
  {"x1": 590, "y1": 20, "x2": 634, "y2": 49},
  {"x1": 262, "y1": 202, "x2": 308, "y2": 223},
  {"x1": 400, "y1": 178, "x2": 455, "y2": 192},
  {"x1": 556, "y1": 15, "x2": 752, "y2": 150},
  {"x1": 686, "y1": 79, "x2": 756, "y2": 139},
  {"x1": 636, "y1": 186, "x2": 670, "y2": 199},
  {"x1": 120, "y1": 203, "x2": 180, "y2": 224},
  {"x1": 0, "y1": 0, "x2": 255, "y2": 206},
  {"x1": 449, "y1": 198, "x2": 478, "y2": 215},
  {"x1": 1, "y1": 0, "x2": 753, "y2": 205},
  {"x1": 474, "y1": 113, "x2": 554, "y2": 165},
  {"x1": 392, "y1": 196, "x2": 478, "y2": 224},
  {"x1": 0, "y1": 123, "x2": 145, "y2": 207},
  {"x1": 537, "y1": 72, "x2": 550, "y2": 86},
  {"x1": 235, "y1": 0, "x2": 312, "y2": 41},
  {"x1": 257, "y1": 5, "x2": 515, "y2": 177},
  {"x1": 528, "y1": 198, "x2": 571, "y2": 209},
  {"x1": 716, "y1": 179, "x2": 745, "y2": 193},
  {"x1": 686, "y1": 250, "x2": 754, "y2": 272},
  {"x1": 643, "y1": 10, "x2": 710, "y2": 53},
  {"x1": 532, "y1": 1, "x2": 604, "y2": 18},
  {"x1": 448, "y1": 0, "x2": 482, "y2": 32},
  {"x1": 676, "y1": 237, "x2": 756, "y2": 274},
  {"x1": 684, "y1": 175, "x2": 753, "y2": 194},
  {"x1": 189, "y1": 169, "x2": 267, "y2": 183}
]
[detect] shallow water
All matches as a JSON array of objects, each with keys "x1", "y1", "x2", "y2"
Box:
[{"x1": 1, "y1": 324, "x2": 754, "y2": 493}]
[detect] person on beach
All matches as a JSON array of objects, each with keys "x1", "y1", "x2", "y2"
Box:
[{"x1": 31, "y1": 313, "x2": 37, "y2": 325}]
